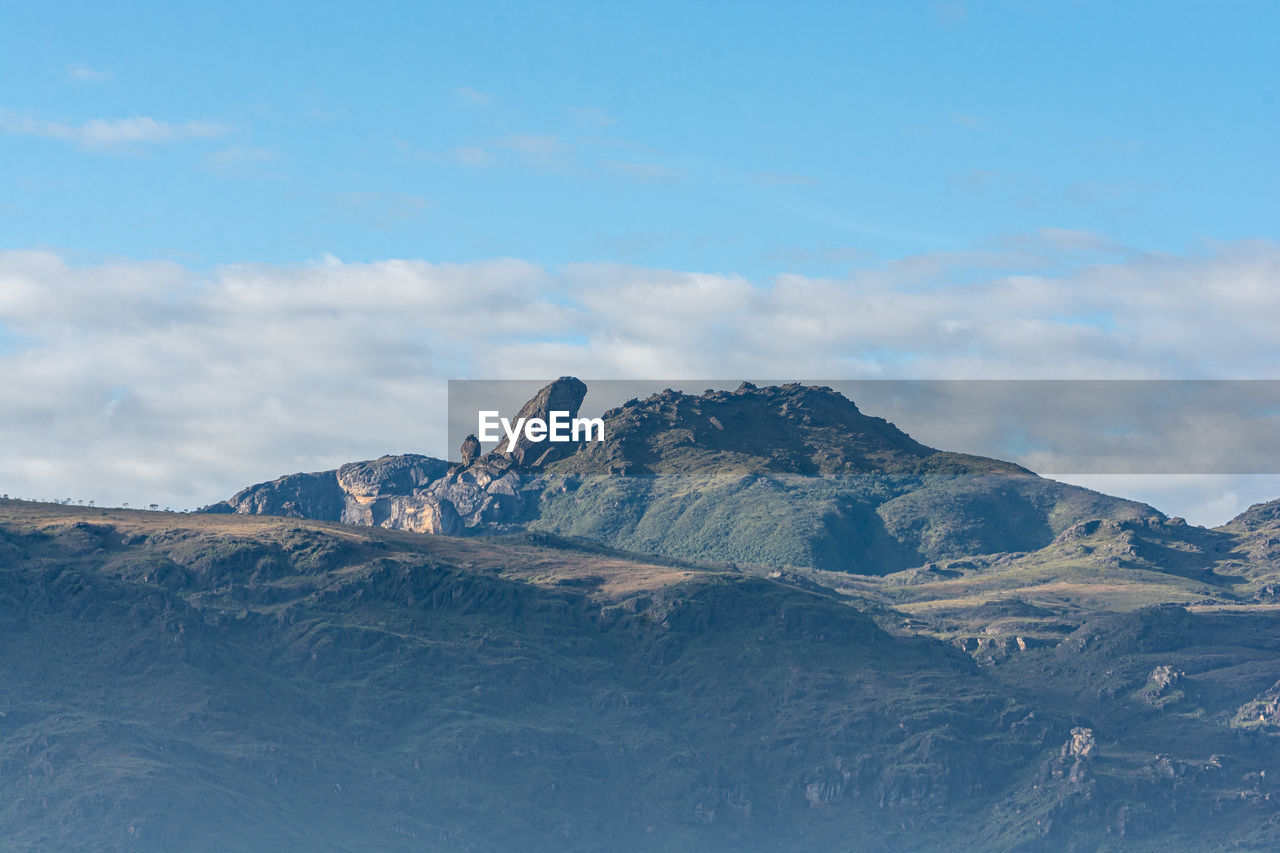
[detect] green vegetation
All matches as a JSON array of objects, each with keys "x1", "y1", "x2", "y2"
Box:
[
  {"x1": 15, "y1": 384, "x2": 1280, "y2": 850},
  {"x1": 7, "y1": 499, "x2": 1280, "y2": 850},
  {"x1": 532, "y1": 469, "x2": 1158, "y2": 575}
]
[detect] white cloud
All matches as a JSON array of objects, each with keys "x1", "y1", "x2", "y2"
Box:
[
  {"x1": 0, "y1": 110, "x2": 230, "y2": 146},
  {"x1": 454, "y1": 86, "x2": 492, "y2": 106},
  {"x1": 2, "y1": 240, "x2": 1279, "y2": 520},
  {"x1": 67, "y1": 64, "x2": 113, "y2": 83}
]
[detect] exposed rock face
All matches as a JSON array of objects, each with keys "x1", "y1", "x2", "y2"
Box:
[
  {"x1": 412, "y1": 462, "x2": 540, "y2": 533},
  {"x1": 203, "y1": 471, "x2": 346, "y2": 521},
  {"x1": 205, "y1": 378, "x2": 1164, "y2": 572},
  {"x1": 1065, "y1": 727, "x2": 1097, "y2": 760},
  {"x1": 1050, "y1": 727, "x2": 1097, "y2": 789},
  {"x1": 205, "y1": 453, "x2": 538, "y2": 536},
  {"x1": 555, "y1": 381, "x2": 937, "y2": 477},
  {"x1": 202, "y1": 381, "x2": 575, "y2": 535},
  {"x1": 1142, "y1": 665, "x2": 1185, "y2": 705},
  {"x1": 950, "y1": 633, "x2": 1040, "y2": 664},
  {"x1": 486, "y1": 375, "x2": 588, "y2": 467},
  {"x1": 336, "y1": 455, "x2": 452, "y2": 527},
  {"x1": 460, "y1": 433, "x2": 481, "y2": 467},
  {"x1": 383, "y1": 491, "x2": 463, "y2": 535},
  {"x1": 337, "y1": 454, "x2": 448, "y2": 497},
  {"x1": 1233, "y1": 680, "x2": 1280, "y2": 731}
]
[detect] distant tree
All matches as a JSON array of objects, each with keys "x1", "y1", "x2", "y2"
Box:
[{"x1": 149, "y1": 504, "x2": 159, "y2": 511}]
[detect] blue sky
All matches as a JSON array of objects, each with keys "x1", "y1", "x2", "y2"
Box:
[
  {"x1": 3, "y1": 1, "x2": 1280, "y2": 521},
  {"x1": 2, "y1": 0, "x2": 1276, "y2": 276}
]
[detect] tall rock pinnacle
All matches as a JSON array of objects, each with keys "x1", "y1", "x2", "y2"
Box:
[
  {"x1": 460, "y1": 434, "x2": 482, "y2": 467},
  {"x1": 489, "y1": 376, "x2": 589, "y2": 467}
]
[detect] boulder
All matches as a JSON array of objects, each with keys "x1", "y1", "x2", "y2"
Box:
[{"x1": 460, "y1": 434, "x2": 482, "y2": 467}]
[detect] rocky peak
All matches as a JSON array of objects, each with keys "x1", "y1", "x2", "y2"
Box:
[
  {"x1": 485, "y1": 376, "x2": 588, "y2": 467},
  {"x1": 556, "y1": 380, "x2": 937, "y2": 477},
  {"x1": 205, "y1": 378, "x2": 1165, "y2": 573}
]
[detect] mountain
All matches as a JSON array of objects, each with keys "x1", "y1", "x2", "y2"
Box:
[
  {"x1": 72, "y1": 377, "x2": 1280, "y2": 849},
  {"x1": 206, "y1": 379, "x2": 1158, "y2": 574},
  {"x1": 8, "y1": 498, "x2": 1280, "y2": 851}
]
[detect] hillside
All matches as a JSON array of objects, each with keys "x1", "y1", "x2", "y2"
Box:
[
  {"x1": 206, "y1": 379, "x2": 1158, "y2": 573},
  {"x1": 7, "y1": 499, "x2": 1280, "y2": 850}
]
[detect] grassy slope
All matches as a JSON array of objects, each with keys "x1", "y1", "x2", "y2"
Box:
[
  {"x1": 6, "y1": 500, "x2": 1280, "y2": 851},
  {"x1": 0, "y1": 501, "x2": 1047, "y2": 851},
  {"x1": 531, "y1": 469, "x2": 1158, "y2": 575}
]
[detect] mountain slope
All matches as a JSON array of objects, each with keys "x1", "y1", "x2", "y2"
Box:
[
  {"x1": 7, "y1": 499, "x2": 1280, "y2": 851},
  {"x1": 0, "y1": 501, "x2": 1051, "y2": 851},
  {"x1": 207, "y1": 380, "x2": 1158, "y2": 574}
]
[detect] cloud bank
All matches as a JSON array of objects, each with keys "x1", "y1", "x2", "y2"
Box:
[
  {"x1": 0, "y1": 111, "x2": 229, "y2": 146},
  {"x1": 2, "y1": 237, "x2": 1278, "y2": 521}
]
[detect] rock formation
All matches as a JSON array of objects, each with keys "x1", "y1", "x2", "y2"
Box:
[
  {"x1": 1233, "y1": 679, "x2": 1280, "y2": 730},
  {"x1": 486, "y1": 375, "x2": 588, "y2": 467},
  {"x1": 460, "y1": 433, "x2": 481, "y2": 467},
  {"x1": 203, "y1": 379, "x2": 586, "y2": 535},
  {"x1": 205, "y1": 377, "x2": 1167, "y2": 572}
]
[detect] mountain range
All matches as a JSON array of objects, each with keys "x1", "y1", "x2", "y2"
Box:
[{"x1": 6, "y1": 379, "x2": 1280, "y2": 850}]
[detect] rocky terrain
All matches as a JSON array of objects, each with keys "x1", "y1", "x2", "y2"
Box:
[
  {"x1": 205, "y1": 378, "x2": 1158, "y2": 572},
  {"x1": 12, "y1": 378, "x2": 1280, "y2": 849},
  {"x1": 203, "y1": 378, "x2": 593, "y2": 537},
  {"x1": 7, "y1": 499, "x2": 1280, "y2": 851}
]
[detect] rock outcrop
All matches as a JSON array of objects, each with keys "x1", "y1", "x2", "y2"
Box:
[
  {"x1": 1050, "y1": 727, "x2": 1097, "y2": 789},
  {"x1": 203, "y1": 379, "x2": 585, "y2": 535},
  {"x1": 460, "y1": 433, "x2": 481, "y2": 467},
  {"x1": 202, "y1": 470, "x2": 346, "y2": 521},
  {"x1": 336, "y1": 455, "x2": 452, "y2": 527},
  {"x1": 1232, "y1": 679, "x2": 1280, "y2": 731},
  {"x1": 205, "y1": 377, "x2": 1167, "y2": 572},
  {"x1": 1141, "y1": 665, "x2": 1185, "y2": 706},
  {"x1": 486, "y1": 375, "x2": 588, "y2": 467}
]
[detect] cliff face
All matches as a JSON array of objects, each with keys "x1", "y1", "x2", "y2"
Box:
[
  {"x1": 206, "y1": 454, "x2": 457, "y2": 530},
  {"x1": 203, "y1": 469, "x2": 347, "y2": 521},
  {"x1": 207, "y1": 451, "x2": 535, "y2": 536},
  {"x1": 204, "y1": 378, "x2": 1159, "y2": 573}
]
